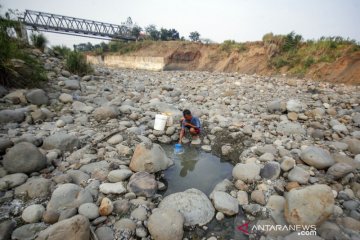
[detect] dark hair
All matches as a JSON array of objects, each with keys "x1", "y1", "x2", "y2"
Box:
[{"x1": 183, "y1": 109, "x2": 191, "y2": 116}]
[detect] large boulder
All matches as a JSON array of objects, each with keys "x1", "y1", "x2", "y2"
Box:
[
  {"x1": 284, "y1": 184, "x2": 334, "y2": 225},
  {"x1": 3, "y1": 142, "x2": 46, "y2": 174},
  {"x1": 300, "y1": 146, "x2": 335, "y2": 169},
  {"x1": 127, "y1": 172, "x2": 158, "y2": 197},
  {"x1": 159, "y1": 188, "x2": 215, "y2": 226},
  {"x1": 92, "y1": 106, "x2": 119, "y2": 121},
  {"x1": 129, "y1": 143, "x2": 173, "y2": 173},
  {"x1": 25, "y1": 89, "x2": 48, "y2": 105},
  {"x1": 148, "y1": 208, "x2": 184, "y2": 240},
  {"x1": 232, "y1": 162, "x2": 261, "y2": 183},
  {"x1": 43, "y1": 133, "x2": 80, "y2": 152},
  {"x1": 47, "y1": 183, "x2": 93, "y2": 212},
  {"x1": 37, "y1": 215, "x2": 90, "y2": 240},
  {"x1": 0, "y1": 109, "x2": 25, "y2": 124}
]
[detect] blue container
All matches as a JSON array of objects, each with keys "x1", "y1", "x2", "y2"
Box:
[{"x1": 174, "y1": 143, "x2": 184, "y2": 154}]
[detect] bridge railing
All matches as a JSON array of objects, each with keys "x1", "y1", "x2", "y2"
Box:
[{"x1": 20, "y1": 10, "x2": 136, "y2": 41}]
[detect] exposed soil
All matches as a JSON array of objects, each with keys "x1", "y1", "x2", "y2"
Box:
[{"x1": 121, "y1": 41, "x2": 360, "y2": 85}]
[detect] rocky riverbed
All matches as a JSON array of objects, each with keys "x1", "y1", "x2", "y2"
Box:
[{"x1": 0, "y1": 49, "x2": 360, "y2": 240}]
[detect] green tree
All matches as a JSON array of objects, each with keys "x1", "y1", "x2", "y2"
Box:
[
  {"x1": 189, "y1": 31, "x2": 200, "y2": 42},
  {"x1": 131, "y1": 25, "x2": 142, "y2": 39},
  {"x1": 145, "y1": 24, "x2": 160, "y2": 40}
]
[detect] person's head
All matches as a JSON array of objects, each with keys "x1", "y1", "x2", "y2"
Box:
[{"x1": 183, "y1": 109, "x2": 192, "y2": 121}]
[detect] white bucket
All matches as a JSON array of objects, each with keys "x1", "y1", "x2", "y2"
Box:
[{"x1": 154, "y1": 114, "x2": 168, "y2": 131}]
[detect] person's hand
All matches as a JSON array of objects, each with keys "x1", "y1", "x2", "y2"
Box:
[
  {"x1": 184, "y1": 122, "x2": 190, "y2": 126},
  {"x1": 178, "y1": 139, "x2": 182, "y2": 144}
]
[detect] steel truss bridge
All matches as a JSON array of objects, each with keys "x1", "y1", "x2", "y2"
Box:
[{"x1": 19, "y1": 10, "x2": 136, "y2": 41}]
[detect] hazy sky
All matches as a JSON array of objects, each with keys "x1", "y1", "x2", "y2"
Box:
[{"x1": 1, "y1": 0, "x2": 359, "y2": 48}]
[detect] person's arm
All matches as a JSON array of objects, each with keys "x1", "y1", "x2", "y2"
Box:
[
  {"x1": 179, "y1": 128, "x2": 185, "y2": 143},
  {"x1": 185, "y1": 118, "x2": 200, "y2": 129}
]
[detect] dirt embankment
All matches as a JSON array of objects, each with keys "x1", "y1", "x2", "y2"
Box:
[{"x1": 108, "y1": 41, "x2": 360, "y2": 85}]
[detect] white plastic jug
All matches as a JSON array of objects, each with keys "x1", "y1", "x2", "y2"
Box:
[{"x1": 154, "y1": 114, "x2": 168, "y2": 131}]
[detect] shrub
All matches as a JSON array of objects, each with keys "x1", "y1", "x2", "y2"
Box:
[
  {"x1": 30, "y1": 33, "x2": 48, "y2": 51},
  {"x1": 220, "y1": 40, "x2": 247, "y2": 53},
  {"x1": 65, "y1": 51, "x2": 93, "y2": 76},
  {"x1": 281, "y1": 31, "x2": 303, "y2": 52},
  {"x1": 0, "y1": 17, "x2": 46, "y2": 87},
  {"x1": 303, "y1": 56, "x2": 315, "y2": 68},
  {"x1": 52, "y1": 45, "x2": 71, "y2": 57}
]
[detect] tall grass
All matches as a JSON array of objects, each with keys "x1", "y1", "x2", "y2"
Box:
[
  {"x1": 30, "y1": 33, "x2": 48, "y2": 51},
  {"x1": 0, "y1": 17, "x2": 46, "y2": 87},
  {"x1": 65, "y1": 51, "x2": 93, "y2": 76}
]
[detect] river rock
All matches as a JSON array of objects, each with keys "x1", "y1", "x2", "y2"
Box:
[
  {"x1": 148, "y1": 208, "x2": 184, "y2": 240},
  {"x1": 0, "y1": 109, "x2": 25, "y2": 124},
  {"x1": 0, "y1": 220, "x2": 16, "y2": 240},
  {"x1": 129, "y1": 142, "x2": 173, "y2": 173},
  {"x1": 3, "y1": 142, "x2": 46, "y2": 174},
  {"x1": 344, "y1": 138, "x2": 360, "y2": 155},
  {"x1": 59, "y1": 93, "x2": 73, "y2": 103},
  {"x1": 300, "y1": 146, "x2": 335, "y2": 169},
  {"x1": 232, "y1": 162, "x2": 261, "y2": 182},
  {"x1": 0, "y1": 138, "x2": 13, "y2": 154},
  {"x1": 284, "y1": 184, "x2": 334, "y2": 225},
  {"x1": 288, "y1": 166, "x2": 310, "y2": 184},
  {"x1": 22, "y1": 204, "x2": 45, "y2": 223},
  {"x1": 25, "y1": 89, "x2": 48, "y2": 105},
  {"x1": 64, "y1": 79, "x2": 80, "y2": 90},
  {"x1": 99, "y1": 182, "x2": 126, "y2": 194},
  {"x1": 42, "y1": 133, "x2": 80, "y2": 152},
  {"x1": 159, "y1": 188, "x2": 215, "y2": 226},
  {"x1": 280, "y1": 157, "x2": 295, "y2": 171},
  {"x1": 11, "y1": 223, "x2": 47, "y2": 240},
  {"x1": 14, "y1": 177, "x2": 52, "y2": 199},
  {"x1": 47, "y1": 183, "x2": 93, "y2": 212},
  {"x1": 327, "y1": 163, "x2": 353, "y2": 179},
  {"x1": 277, "y1": 122, "x2": 306, "y2": 136},
  {"x1": 113, "y1": 218, "x2": 136, "y2": 233},
  {"x1": 127, "y1": 172, "x2": 158, "y2": 197},
  {"x1": 37, "y1": 215, "x2": 90, "y2": 240},
  {"x1": 212, "y1": 191, "x2": 239, "y2": 215},
  {"x1": 107, "y1": 169, "x2": 133, "y2": 182},
  {"x1": 260, "y1": 161, "x2": 281, "y2": 180},
  {"x1": 93, "y1": 106, "x2": 119, "y2": 121},
  {"x1": 107, "y1": 134, "x2": 123, "y2": 145},
  {"x1": 78, "y1": 203, "x2": 99, "y2": 220},
  {"x1": 99, "y1": 197, "x2": 113, "y2": 216},
  {"x1": 95, "y1": 227, "x2": 114, "y2": 240},
  {"x1": 0, "y1": 173, "x2": 28, "y2": 191},
  {"x1": 286, "y1": 99, "x2": 302, "y2": 112}
]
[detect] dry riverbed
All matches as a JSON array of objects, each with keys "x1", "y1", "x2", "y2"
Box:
[{"x1": 0, "y1": 50, "x2": 360, "y2": 240}]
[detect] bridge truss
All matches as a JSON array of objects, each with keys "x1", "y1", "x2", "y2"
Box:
[{"x1": 19, "y1": 10, "x2": 136, "y2": 41}]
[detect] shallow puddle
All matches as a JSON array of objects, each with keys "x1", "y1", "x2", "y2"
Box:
[{"x1": 161, "y1": 144, "x2": 233, "y2": 196}]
